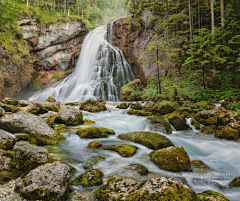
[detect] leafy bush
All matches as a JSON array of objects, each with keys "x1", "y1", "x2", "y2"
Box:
[
  {"x1": 227, "y1": 102, "x2": 240, "y2": 116},
  {"x1": 182, "y1": 103, "x2": 197, "y2": 109}
]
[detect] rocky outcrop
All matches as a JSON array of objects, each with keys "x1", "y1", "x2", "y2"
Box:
[
  {"x1": 0, "y1": 129, "x2": 16, "y2": 150},
  {"x1": 110, "y1": 11, "x2": 164, "y2": 86},
  {"x1": 19, "y1": 18, "x2": 87, "y2": 71}
]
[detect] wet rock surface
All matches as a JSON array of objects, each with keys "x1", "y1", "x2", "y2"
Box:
[
  {"x1": 0, "y1": 129, "x2": 15, "y2": 150},
  {"x1": 80, "y1": 99, "x2": 107, "y2": 113},
  {"x1": 78, "y1": 127, "x2": 115, "y2": 139},
  {"x1": 102, "y1": 144, "x2": 137, "y2": 157}
]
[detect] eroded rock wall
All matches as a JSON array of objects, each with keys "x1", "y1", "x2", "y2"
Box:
[
  {"x1": 19, "y1": 18, "x2": 87, "y2": 71},
  {"x1": 110, "y1": 11, "x2": 167, "y2": 86}
]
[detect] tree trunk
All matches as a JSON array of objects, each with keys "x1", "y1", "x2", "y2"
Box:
[
  {"x1": 77, "y1": 0, "x2": 80, "y2": 15},
  {"x1": 211, "y1": 0, "x2": 216, "y2": 82},
  {"x1": 27, "y1": 0, "x2": 28, "y2": 9},
  {"x1": 220, "y1": 0, "x2": 224, "y2": 27},
  {"x1": 157, "y1": 47, "x2": 161, "y2": 94},
  {"x1": 188, "y1": 0, "x2": 192, "y2": 43},
  {"x1": 198, "y1": 0, "x2": 201, "y2": 29}
]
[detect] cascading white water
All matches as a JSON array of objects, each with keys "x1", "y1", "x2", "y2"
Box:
[{"x1": 29, "y1": 26, "x2": 135, "y2": 103}]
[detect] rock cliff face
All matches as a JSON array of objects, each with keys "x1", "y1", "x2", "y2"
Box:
[
  {"x1": 110, "y1": 11, "x2": 166, "y2": 86},
  {"x1": 19, "y1": 18, "x2": 87, "y2": 71}
]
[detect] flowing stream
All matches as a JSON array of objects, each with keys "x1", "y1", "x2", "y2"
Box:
[{"x1": 29, "y1": 25, "x2": 240, "y2": 200}]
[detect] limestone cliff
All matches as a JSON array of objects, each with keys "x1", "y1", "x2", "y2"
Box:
[
  {"x1": 110, "y1": 11, "x2": 167, "y2": 86},
  {"x1": 19, "y1": 18, "x2": 87, "y2": 71}
]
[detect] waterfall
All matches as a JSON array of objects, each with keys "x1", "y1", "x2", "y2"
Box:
[{"x1": 29, "y1": 26, "x2": 135, "y2": 103}]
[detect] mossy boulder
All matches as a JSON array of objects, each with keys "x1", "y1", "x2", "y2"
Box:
[
  {"x1": 0, "y1": 102, "x2": 21, "y2": 113},
  {"x1": 201, "y1": 126, "x2": 214, "y2": 134},
  {"x1": 15, "y1": 133, "x2": 29, "y2": 142},
  {"x1": 191, "y1": 160, "x2": 210, "y2": 173},
  {"x1": 46, "y1": 96, "x2": 56, "y2": 102},
  {"x1": 65, "y1": 102, "x2": 80, "y2": 106},
  {"x1": 197, "y1": 190, "x2": 229, "y2": 201},
  {"x1": 0, "y1": 129, "x2": 16, "y2": 150},
  {"x1": 118, "y1": 131, "x2": 174, "y2": 150},
  {"x1": 0, "y1": 111, "x2": 64, "y2": 145},
  {"x1": 78, "y1": 127, "x2": 115, "y2": 139},
  {"x1": 121, "y1": 79, "x2": 143, "y2": 101},
  {"x1": 206, "y1": 117, "x2": 218, "y2": 125},
  {"x1": 19, "y1": 101, "x2": 42, "y2": 114},
  {"x1": 150, "y1": 146, "x2": 191, "y2": 172},
  {"x1": 2, "y1": 97, "x2": 19, "y2": 106},
  {"x1": 94, "y1": 175, "x2": 198, "y2": 200},
  {"x1": 137, "y1": 111, "x2": 152, "y2": 116},
  {"x1": 148, "y1": 116, "x2": 172, "y2": 134},
  {"x1": 153, "y1": 101, "x2": 176, "y2": 115},
  {"x1": 71, "y1": 169, "x2": 103, "y2": 187},
  {"x1": 87, "y1": 141, "x2": 103, "y2": 149},
  {"x1": 83, "y1": 119, "x2": 96, "y2": 125},
  {"x1": 130, "y1": 102, "x2": 143, "y2": 110},
  {"x1": 228, "y1": 176, "x2": 240, "y2": 188},
  {"x1": 13, "y1": 141, "x2": 48, "y2": 170},
  {"x1": 215, "y1": 127, "x2": 239, "y2": 141},
  {"x1": 164, "y1": 112, "x2": 190, "y2": 130},
  {"x1": 127, "y1": 109, "x2": 139, "y2": 115},
  {"x1": 39, "y1": 111, "x2": 57, "y2": 127},
  {"x1": 102, "y1": 144, "x2": 137, "y2": 157},
  {"x1": 40, "y1": 101, "x2": 61, "y2": 113},
  {"x1": 53, "y1": 124, "x2": 68, "y2": 131},
  {"x1": 55, "y1": 106, "x2": 83, "y2": 126},
  {"x1": 116, "y1": 103, "x2": 129, "y2": 109},
  {"x1": 83, "y1": 155, "x2": 105, "y2": 169},
  {"x1": 80, "y1": 99, "x2": 107, "y2": 113},
  {"x1": 191, "y1": 119, "x2": 201, "y2": 130},
  {"x1": 125, "y1": 164, "x2": 148, "y2": 176}
]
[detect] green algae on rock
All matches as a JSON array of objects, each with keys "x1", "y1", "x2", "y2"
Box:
[
  {"x1": 148, "y1": 116, "x2": 172, "y2": 134},
  {"x1": 83, "y1": 119, "x2": 96, "y2": 125},
  {"x1": 80, "y1": 99, "x2": 107, "y2": 113},
  {"x1": 94, "y1": 175, "x2": 198, "y2": 200},
  {"x1": 125, "y1": 164, "x2": 148, "y2": 176},
  {"x1": 201, "y1": 126, "x2": 214, "y2": 134},
  {"x1": 118, "y1": 131, "x2": 174, "y2": 150},
  {"x1": 130, "y1": 102, "x2": 143, "y2": 110},
  {"x1": 71, "y1": 169, "x2": 103, "y2": 187},
  {"x1": 102, "y1": 144, "x2": 137, "y2": 157},
  {"x1": 191, "y1": 160, "x2": 210, "y2": 173},
  {"x1": 150, "y1": 146, "x2": 191, "y2": 172},
  {"x1": 87, "y1": 141, "x2": 103, "y2": 149},
  {"x1": 83, "y1": 155, "x2": 105, "y2": 169},
  {"x1": 78, "y1": 127, "x2": 115, "y2": 139},
  {"x1": 116, "y1": 103, "x2": 129, "y2": 109},
  {"x1": 215, "y1": 127, "x2": 239, "y2": 141},
  {"x1": 228, "y1": 176, "x2": 240, "y2": 188},
  {"x1": 197, "y1": 190, "x2": 229, "y2": 201}
]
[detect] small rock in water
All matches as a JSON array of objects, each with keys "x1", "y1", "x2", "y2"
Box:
[
  {"x1": 197, "y1": 190, "x2": 229, "y2": 201},
  {"x1": 78, "y1": 127, "x2": 115, "y2": 139},
  {"x1": 102, "y1": 144, "x2": 137, "y2": 157},
  {"x1": 83, "y1": 155, "x2": 105, "y2": 169},
  {"x1": 87, "y1": 141, "x2": 102, "y2": 149},
  {"x1": 125, "y1": 164, "x2": 148, "y2": 176}
]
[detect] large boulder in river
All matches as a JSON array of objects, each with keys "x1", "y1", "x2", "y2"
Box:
[
  {"x1": 94, "y1": 175, "x2": 198, "y2": 200},
  {"x1": 150, "y1": 146, "x2": 191, "y2": 172},
  {"x1": 71, "y1": 169, "x2": 103, "y2": 187},
  {"x1": 148, "y1": 116, "x2": 172, "y2": 134},
  {"x1": 55, "y1": 106, "x2": 83, "y2": 126},
  {"x1": 13, "y1": 141, "x2": 48, "y2": 170},
  {"x1": 164, "y1": 111, "x2": 190, "y2": 130},
  {"x1": 0, "y1": 111, "x2": 64, "y2": 145},
  {"x1": 215, "y1": 127, "x2": 239, "y2": 141},
  {"x1": 80, "y1": 99, "x2": 107, "y2": 113},
  {"x1": 102, "y1": 144, "x2": 137, "y2": 157},
  {"x1": 15, "y1": 161, "x2": 71, "y2": 200},
  {"x1": 78, "y1": 127, "x2": 115, "y2": 139},
  {"x1": 118, "y1": 131, "x2": 173, "y2": 150},
  {"x1": 197, "y1": 190, "x2": 229, "y2": 201},
  {"x1": 0, "y1": 129, "x2": 16, "y2": 150}
]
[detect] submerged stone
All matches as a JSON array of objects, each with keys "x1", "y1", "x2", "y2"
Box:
[
  {"x1": 150, "y1": 146, "x2": 191, "y2": 172},
  {"x1": 191, "y1": 160, "x2": 210, "y2": 173},
  {"x1": 125, "y1": 164, "x2": 148, "y2": 176},
  {"x1": 102, "y1": 144, "x2": 137, "y2": 157},
  {"x1": 118, "y1": 131, "x2": 174, "y2": 150},
  {"x1": 94, "y1": 175, "x2": 198, "y2": 200},
  {"x1": 78, "y1": 127, "x2": 115, "y2": 139},
  {"x1": 83, "y1": 155, "x2": 105, "y2": 169},
  {"x1": 71, "y1": 169, "x2": 103, "y2": 187}
]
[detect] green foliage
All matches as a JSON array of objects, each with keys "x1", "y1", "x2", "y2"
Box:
[
  {"x1": 128, "y1": 20, "x2": 141, "y2": 32},
  {"x1": 227, "y1": 102, "x2": 240, "y2": 116},
  {"x1": 51, "y1": 74, "x2": 61, "y2": 79},
  {"x1": 182, "y1": 103, "x2": 197, "y2": 109},
  {"x1": 199, "y1": 103, "x2": 210, "y2": 111}
]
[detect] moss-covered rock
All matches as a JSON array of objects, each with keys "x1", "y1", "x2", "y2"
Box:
[
  {"x1": 153, "y1": 101, "x2": 176, "y2": 115},
  {"x1": 130, "y1": 102, "x2": 143, "y2": 110},
  {"x1": 46, "y1": 96, "x2": 56, "y2": 102},
  {"x1": 65, "y1": 102, "x2": 80, "y2": 106},
  {"x1": 87, "y1": 141, "x2": 103, "y2": 149},
  {"x1": 71, "y1": 169, "x2": 103, "y2": 187},
  {"x1": 164, "y1": 112, "x2": 190, "y2": 130},
  {"x1": 228, "y1": 176, "x2": 240, "y2": 188},
  {"x1": 83, "y1": 155, "x2": 105, "y2": 169},
  {"x1": 215, "y1": 127, "x2": 239, "y2": 141},
  {"x1": 191, "y1": 119, "x2": 201, "y2": 130},
  {"x1": 2, "y1": 97, "x2": 19, "y2": 106},
  {"x1": 94, "y1": 175, "x2": 198, "y2": 200},
  {"x1": 53, "y1": 124, "x2": 68, "y2": 131},
  {"x1": 83, "y1": 119, "x2": 96, "y2": 125},
  {"x1": 144, "y1": 102, "x2": 155, "y2": 112},
  {"x1": 116, "y1": 103, "x2": 129, "y2": 109},
  {"x1": 191, "y1": 160, "x2": 210, "y2": 173},
  {"x1": 201, "y1": 126, "x2": 214, "y2": 134},
  {"x1": 127, "y1": 109, "x2": 139, "y2": 115},
  {"x1": 55, "y1": 106, "x2": 83, "y2": 126},
  {"x1": 150, "y1": 146, "x2": 191, "y2": 172},
  {"x1": 137, "y1": 111, "x2": 152, "y2": 116},
  {"x1": 125, "y1": 164, "x2": 148, "y2": 176},
  {"x1": 80, "y1": 99, "x2": 107, "y2": 113},
  {"x1": 15, "y1": 133, "x2": 29, "y2": 142},
  {"x1": 39, "y1": 111, "x2": 57, "y2": 127},
  {"x1": 40, "y1": 101, "x2": 61, "y2": 113},
  {"x1": 0, "y1": 129, "x2": 16, "y2": 150},
  {"x1": 206, "y1": 117, "x2": 218, "y2": 125},
  {"x1": 197, "y1": 190, "x2": 229, "y2": 201},
  {"x1": 78, "y1": 127, "x2": 115, "y2": 139},
  {"x1": 102, "y1": 144, "x2": 137, "y2": 157},
  {"x1": 121, "y1": 79, "x2": 143, "y2": 101},
  {"x1": 118, "y1": 131, "x2": 174, "y2": 150},
  {"x1": 0, "y1": 102, "x2": 21, "y2": 113},
  {"x1": 148, "y1": 116, "x2": 172, "y2": 134}
]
